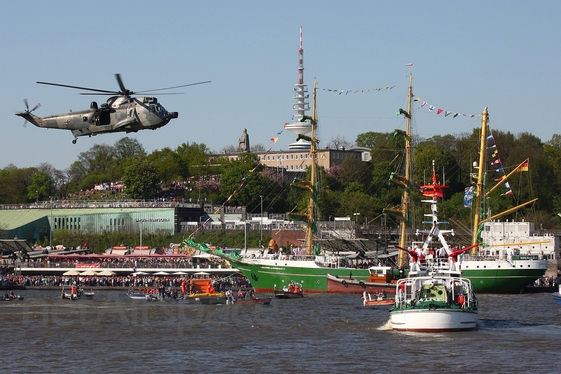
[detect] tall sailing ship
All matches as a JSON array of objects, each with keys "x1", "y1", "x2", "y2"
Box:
[
  {"x1": 185, "y1": 74, "x2": 548, "y2": 294},
  {"x1": 456, "y1": 108, "x2": 548, "y2": 293},
  {"x1": 186, "y1": 81, "x2": 371, "y2": 293}
]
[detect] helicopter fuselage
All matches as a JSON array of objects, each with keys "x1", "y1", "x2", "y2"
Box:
[
  {"x1": 16, "y1": 73, "x2": 207, "y2": 143},
  {"x1": 16, "y1": 96, "x2": 178, "y2": 142}
]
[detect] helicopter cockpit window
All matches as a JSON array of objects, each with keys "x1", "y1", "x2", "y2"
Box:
[{"x1": 149, "y1": 104, "x2": 162, "y2": 113}]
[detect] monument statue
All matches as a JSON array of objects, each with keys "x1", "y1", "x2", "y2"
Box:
[{"x1": 238, "y1": 128, "x2": 250, "y2": 152}]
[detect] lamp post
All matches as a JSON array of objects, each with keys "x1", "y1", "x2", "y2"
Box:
[
  {"x1": 353, "y1": 212, "x2": 360, "y2": 239},
  {"x1": 36, "y1": 190, "x2": 38, "y2": 203},
  {"x1": 139, "y1": 221, "x2": 143, "y2": 253},
  {"x1": 260, "y1": 195, "x2": 263, "y2": 248},
  {"x1": 244, "y1": 220, "x2": 247, "y2": 250},
  {"x1": 49, "y1": 196, "x2": 53, "y2": 247}
]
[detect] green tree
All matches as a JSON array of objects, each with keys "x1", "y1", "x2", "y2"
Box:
[
  {"x1": 369, "y1": 131, "x2": 406, "y2": 163},
  {"x1": 356, "y1": 131, "x2": 381, "y2": 149},
  {"x1": 544, "y1": 134, "x2": 561, "y2": 191},
  {"x1": 218, "y1": 154, "x2": 269, "y2": 211},
  {"x1": 27, "y1": 171, "x2": 55, "y2": 202},
  {"x1": 337, "y1": 156, "x2": 373, "y2": 192},
  {"x1": 175, "y1": 142, "x2": 211, "y2": 178},
  {"x1": 0, "y1": 165, "x2": 35, "y2": 204},
  {"x1": 112, "y1": 137, "x2": 146, "y2": 178},
  {"x1": 414, "y1": 142, "x2": 460, "y2": 192},
  {"x1": 114, "y1": 137, "x2": 146, "y2": 160},
  {"x1": 147, "y1": 147, "x2": 182, "y2": 185},
  {"x1": 122, "y1": 159, "x2": 160, "y2": 200}
]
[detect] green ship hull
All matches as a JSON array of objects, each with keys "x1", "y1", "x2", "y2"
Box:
[
  {"x1": 462, "y1": 267, "x2": 546, "y2": 293},
  {"x1": 186, "y1": 240, "x2": 546, "y2": 294},
  {"x1": 232, "y1": 258, "x2": 547, "y2": 294},
  {"x1": 231, "y1": 259, "x2": 370, "y2": 293}
]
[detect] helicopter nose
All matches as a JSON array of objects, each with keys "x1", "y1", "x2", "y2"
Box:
[{"x1": 169, "y1": 112, "x2": 179, "y2": 119}]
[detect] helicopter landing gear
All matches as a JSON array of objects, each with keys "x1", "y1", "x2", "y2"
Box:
[{"x1": 72, "y1": 138, "x2": 77, "y2": 144}]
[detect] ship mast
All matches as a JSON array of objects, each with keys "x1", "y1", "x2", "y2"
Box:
[
  {"x1": 470, "y1": 107, "x2": 537, "y2": 252},
  {"x1": 397, "y1": 73, "x2": 413, "y2": 268},
  {"x1": 307, "y1": 81, "x2": 318, "y2": 255},
  {"x1": 471, "y1": 107, "x2": 488, "y2": 250},
  {"x1": 288, "y1": 81, "x2": 317, "y2": 256}
]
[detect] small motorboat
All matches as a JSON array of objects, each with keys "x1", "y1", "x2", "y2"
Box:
[
  {"x1": 362, "y1": 291, "x2": 394, "y2": 307},
  {"x1": 83, "y1": 290, "x2": 95, "y2": 299},
  {"x1": 2, "y1": 292, "x2": 24, "y2": 301},
  {"x1": 273, "y1": 282, "x2": 304, "y2": 299},
  {"x1": 127, "y1": 287, "x2": 158, "y2": 300},
  {"x1": 225, "y1": 291, "x2": 272, "y2": 305},
  {"x1": 230, "y1": 297, "x2": 272, "y2": 305},
  {"x1": 187, "y1": 292, "x2": 227, "y2": 305},
  {"x1": 61, "y1": 285, "x2": 80, "y2": 300},
  {"x1": 146, "y1": 294, "x2": 160, "y2": 302}
]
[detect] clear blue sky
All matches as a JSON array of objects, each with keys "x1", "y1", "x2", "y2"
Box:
[{"x1": 1, "y1": 1, "x2": 559, "y2": 170}]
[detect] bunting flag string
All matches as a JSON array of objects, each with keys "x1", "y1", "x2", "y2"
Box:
[
  {"x1": 413, "y1": 96, "x2": 480, "y2": 119},
  {"x1": 319, "y1": 86, "x2": 396, "y2": 95},
  {"x1": 464, "y1": 131, "x2": 527, "y2": 206},
  {"x1": 485, "y1": 133, "x2": 512, "y2": 195},
  {"x1": 485, "y1": 134, "x2": 529, "y2": 196}
]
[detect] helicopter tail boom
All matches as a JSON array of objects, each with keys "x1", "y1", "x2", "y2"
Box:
[{"x1": 15, "y1": 111, "x2": 43, "y2": 128}]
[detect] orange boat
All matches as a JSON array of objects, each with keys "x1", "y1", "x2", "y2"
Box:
[
  {"x1": 361, "y1": 290, "x2": 394, "y2": 307},
  {"x1": 327, "y1": 266, "x2": 397, "y2": 295}
]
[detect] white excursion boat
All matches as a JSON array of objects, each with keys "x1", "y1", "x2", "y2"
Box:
[
  {"x1": 389, "y1": 161, "x2": 478, "y2": 332},
  {"x1": 390, "y1": 270, "x2": 478, "y2": 332}
]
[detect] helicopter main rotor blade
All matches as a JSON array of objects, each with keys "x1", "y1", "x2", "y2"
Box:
[
  {"x1": 79, "y1": 92, "x2": 185, "y2": 96},
  {"x1": 37, "y1": 75, "x2": 209, "y2": 97},
  {"x1": 135, "y1": 81, "x2": 211, "y2": 94},
  {"x1": 37, "y1": 81, "x2": 118, "y2": 94},
  {"x1": 115, "y1": 73, "x2": 133, "y2": 96}
]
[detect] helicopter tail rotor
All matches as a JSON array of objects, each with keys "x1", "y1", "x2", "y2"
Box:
[{"x1": 21, "y1": 99, "x2": 41, "y2": 127}]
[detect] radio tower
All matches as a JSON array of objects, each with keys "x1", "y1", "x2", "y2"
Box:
[{"x1": 284, "y1": 25, "x2": 311, "y2": 150}]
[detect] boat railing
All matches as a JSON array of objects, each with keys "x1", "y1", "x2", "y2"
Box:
[
  {"x1": 394, "y1": 277, "x2": 475, "y2": 309},
  {"x1": 315, "y1": 254, "x2": 356, "y2": 268},
  {"x1": 460, "y1": 252, "x2": 544, "y2": 262},
  {"x1": 241, "y1": 253, "x2": 318, "y2": 262}
]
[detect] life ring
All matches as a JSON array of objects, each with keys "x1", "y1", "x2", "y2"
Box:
[
  {"x1": 359, "y1": 281, "x2": 366, "y2": 289},
  {"x1": 341, "y1": 280, "x2": 348, "y2": 288}
]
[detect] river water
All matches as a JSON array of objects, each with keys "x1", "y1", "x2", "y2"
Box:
[{"x1": 1, "y1": 290, "x2": 560, "y2": 373}]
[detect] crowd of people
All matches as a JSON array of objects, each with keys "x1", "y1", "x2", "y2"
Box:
[
  {"x1": 20, "y1": 254, "x2": 230, "y2": 271},
  {"x1": 529, "y1": 275, "x2": 559, "y2": 288},
  {"x1": 2, "y1": 273, "x2": 252, "y2": 291}
]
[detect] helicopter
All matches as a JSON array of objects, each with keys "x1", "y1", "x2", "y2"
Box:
[{"x1": 16, "y1": 74, "x2": 210, "y2": 144}]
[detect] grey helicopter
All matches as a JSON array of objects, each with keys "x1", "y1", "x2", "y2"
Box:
[{"x1": 16, "y1": 74, "x2": 210, "y2": 144}]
